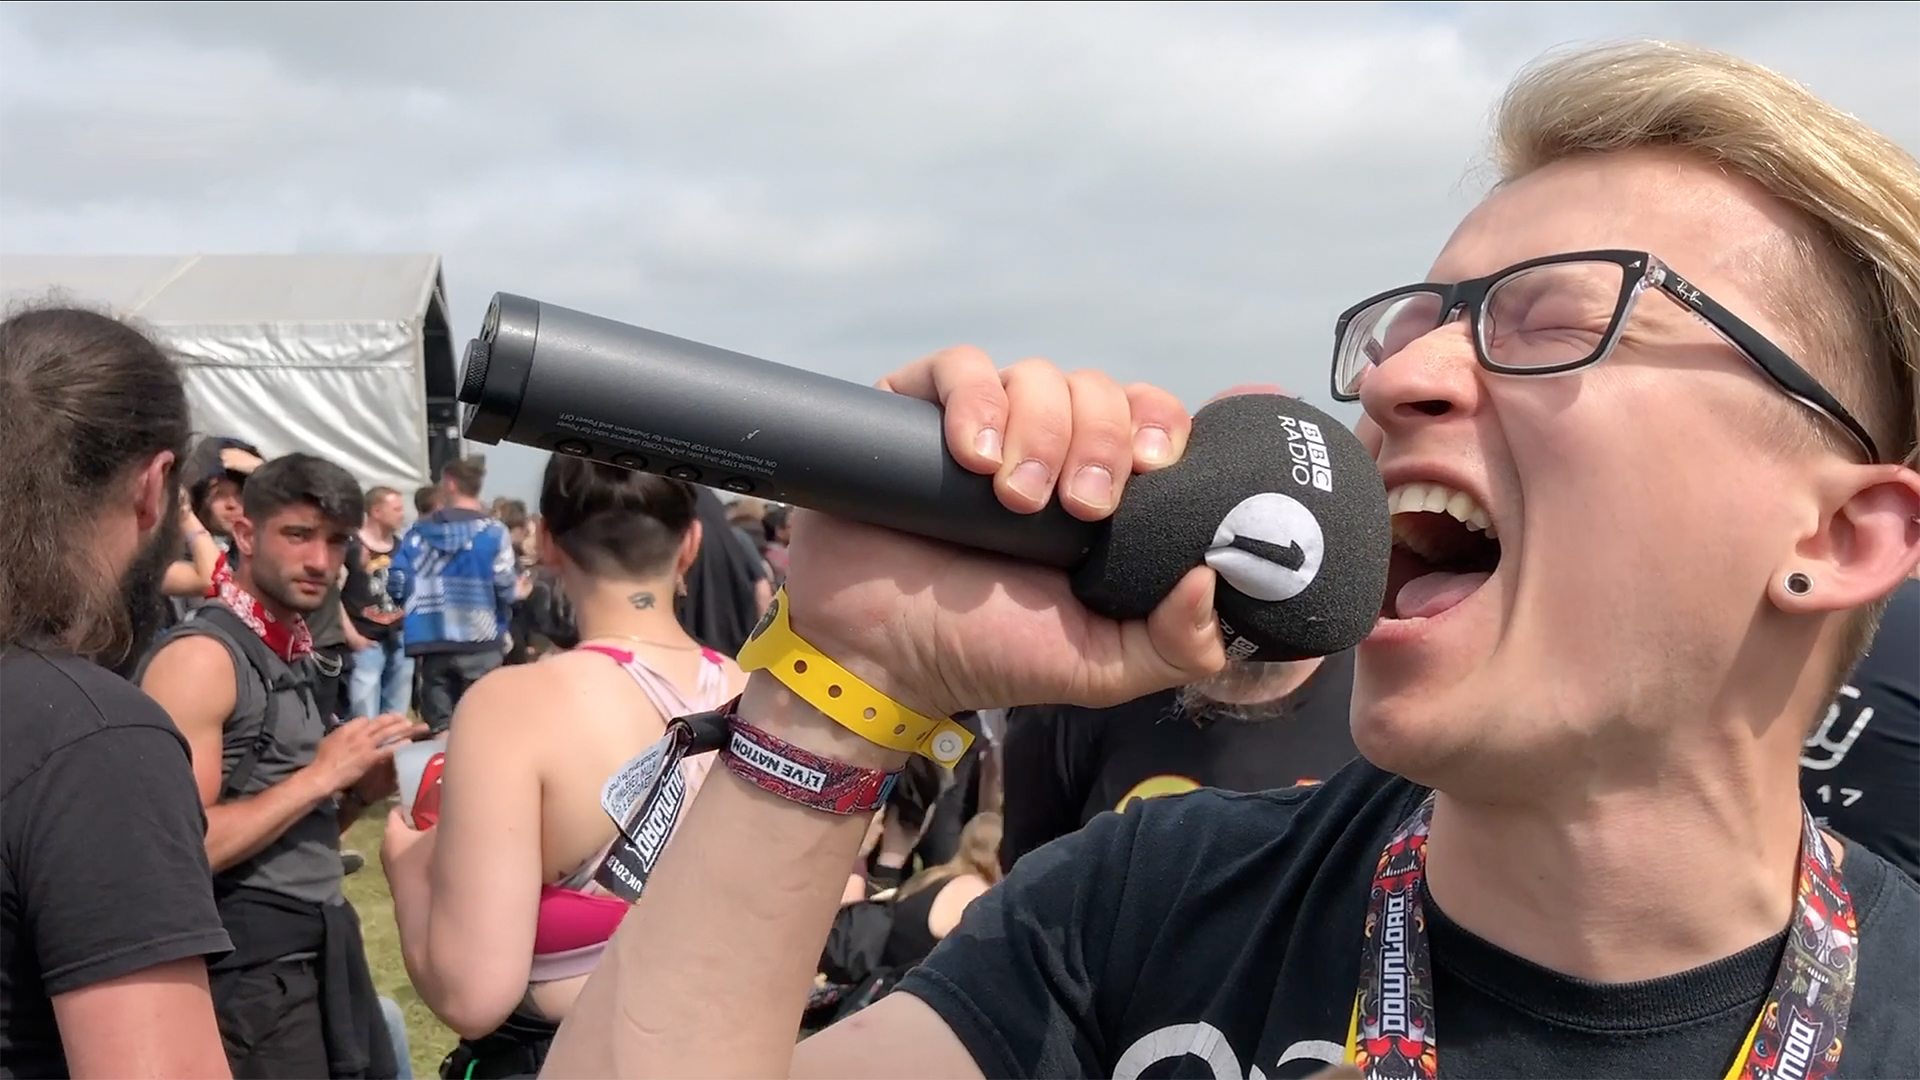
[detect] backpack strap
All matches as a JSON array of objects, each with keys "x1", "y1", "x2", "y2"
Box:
[
  {"x1": 139, "y1": 605, "x2": 315, "y2": 802},
  {"x1": 210, "y1": 607, "x2": 319, "y2": 801}
]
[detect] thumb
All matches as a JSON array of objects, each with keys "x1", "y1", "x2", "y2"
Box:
[{"x1": 1107, "y1": 566, "x2": 1225, "y2": 704}]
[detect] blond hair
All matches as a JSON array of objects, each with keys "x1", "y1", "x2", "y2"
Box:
[
  {"x1": 895, "y1": 812, "x2": 1003, "y2": 901},
  {"x1": 1492, "y1": 40, "x2": 1920, "y2": 664}
]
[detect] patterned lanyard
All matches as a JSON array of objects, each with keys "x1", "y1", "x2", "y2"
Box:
[{"x1": 1345, "y1": 794, "x2": 1858, "y2": 1080}]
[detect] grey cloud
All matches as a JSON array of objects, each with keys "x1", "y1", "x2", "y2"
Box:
[{"x1": 2, "y1": 1, "x2": 1915, "y2": 499}]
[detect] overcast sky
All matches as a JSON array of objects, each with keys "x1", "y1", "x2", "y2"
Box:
[{"x1": 3, "y1": 1, "x2": 1916, "y2": 502}]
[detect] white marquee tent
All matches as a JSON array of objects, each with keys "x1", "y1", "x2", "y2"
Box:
[{"x1": 0, "y1": 253, "x2": 464, "y2": 492}]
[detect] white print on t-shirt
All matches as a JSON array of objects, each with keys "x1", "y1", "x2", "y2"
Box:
[
  {"x1": 1807, "y1": 784, "x2": 1865, "y2": 833},
  {"x1": 1112, "y1": 1022, "x2": 1342, "y2": 1080},
  {"x1": 1802, "y1": 684, "x2": 1874, "y2": 772}
]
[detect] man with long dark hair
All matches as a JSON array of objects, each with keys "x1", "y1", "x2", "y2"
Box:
[{"x1": 0, "y1": 304, "x2": 233, "y2": 1078}]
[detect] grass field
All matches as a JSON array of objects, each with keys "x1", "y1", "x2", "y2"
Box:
[{"x1": 342, "y1": 811, "x2": 456, "y2": 1078}]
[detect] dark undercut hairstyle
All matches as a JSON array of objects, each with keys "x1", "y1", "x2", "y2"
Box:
[
  {"x1": 0, "y1": 304, "x2": 191, "y2": 659},
  {"x1": 539, "y1": 456, "x2": 696, "y2": 580},
  {"x1": 242, "y1": 453, "x2": 364, "y2": 533}
]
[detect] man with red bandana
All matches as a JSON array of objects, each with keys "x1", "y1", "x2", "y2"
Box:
[{"x1": 140, "y1": 453, "x2": 423, "y2": 1078}]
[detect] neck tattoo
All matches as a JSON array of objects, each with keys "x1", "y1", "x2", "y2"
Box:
[{"x1": 629, "y1": 591, "x2": 656, "y2": 610}]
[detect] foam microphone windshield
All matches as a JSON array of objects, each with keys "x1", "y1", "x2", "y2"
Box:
[{"x1": 1070, "y1": 393, "x2": 1391, "y2": 662}]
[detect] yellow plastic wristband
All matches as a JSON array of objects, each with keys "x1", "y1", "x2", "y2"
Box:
[{"x1": 736, "y1": 589, "x2": 975, "y2": 768}]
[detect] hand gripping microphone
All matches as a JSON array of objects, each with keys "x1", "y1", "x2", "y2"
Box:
[{"x1": 457, "y1": 294, "x2": 1391, "y2": 661}]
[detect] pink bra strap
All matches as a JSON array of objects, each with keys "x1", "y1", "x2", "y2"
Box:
[
  {"x1": 575, "y1": 643, "x2": 731, "y2": 720},
  {"x1": 569, "y1": 642, "x2": 729, "y2": 886}
]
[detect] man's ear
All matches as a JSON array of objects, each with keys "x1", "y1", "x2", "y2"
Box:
[
  {"x1": 1772, "y1": 463, "x2": 1920, "y2": 614},
  {"x1": 232, "y1": 515, "x2": 259, "y2": 561},
  {"x1": 131, "y1": 450, "x2": 175, "y2": 531}
]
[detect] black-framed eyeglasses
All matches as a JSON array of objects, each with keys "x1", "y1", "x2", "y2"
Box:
[{"x1": 1328, "y1": 249, "x2": 1883, "y2": 464}]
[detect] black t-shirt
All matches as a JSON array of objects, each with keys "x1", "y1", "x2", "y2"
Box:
[
  {"x1": 999, "y1": 650, "x2": 1357, "y2": 871},
  {"x1": 679, "y1": 488, "x2": 770, "y2": 657},
  {"x1": 0, "y1": 648, "x2": 233, "y2": 1078},
  {"x1": 1801, "y1": 578, "x2": 1919, "y2": 881},
  {"x1": 303, "y1": 581, "x2": 347, "y2": 650},
  {"x1": 896, "y1": 759, "x2": 1920, "y2": 1079},
  {"x1": 342, "y1": 533, "x2": 405, "y2": 643}
]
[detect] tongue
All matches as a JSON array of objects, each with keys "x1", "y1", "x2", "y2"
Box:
[{"x1": 1394, "y1": 570, "x2": 1491, "y2": 621}]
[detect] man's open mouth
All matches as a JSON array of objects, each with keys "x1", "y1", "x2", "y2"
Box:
[{"x1": 1382, "y1": 481, "x2": 1502, "y2": 621}]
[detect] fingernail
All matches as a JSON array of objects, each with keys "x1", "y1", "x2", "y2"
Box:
[
  {"x1": 1134, "y1": 425, "x2": 1172, "y2": 465},
  {"x1": 974, "y1": 426, "x2": 1002, "y2": 463},
  {"x1": 1068, "y1": 464, "x2": 1114, "y2": 511},
  {"x1": 1006, "y1": 458, "x2": 1053, "y2": 503}
]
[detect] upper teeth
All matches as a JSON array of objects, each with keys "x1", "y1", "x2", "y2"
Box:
[{"x1": 1388, "y1": 481, "x2": 1495, "y2": 538}]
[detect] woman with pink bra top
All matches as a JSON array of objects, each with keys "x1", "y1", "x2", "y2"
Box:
[{"x1": 381, "y1": 457, "x2": 746, "y2": 1078}]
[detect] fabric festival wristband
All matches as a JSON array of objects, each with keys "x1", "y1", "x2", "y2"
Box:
[
  {"x1": 736, "y1": 588, "x2": 974, "y2": 767},
  {"x1": 592, "y1": 708, "x2": 730, "y2": 904},
  {"x1": 723, "y1": 716, "x2": 901, "y2": 816}
]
